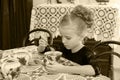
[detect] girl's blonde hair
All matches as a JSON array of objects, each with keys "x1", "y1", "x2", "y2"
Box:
[{"x1": 59, "y1": 5, "x2": 93, "y2": 36}]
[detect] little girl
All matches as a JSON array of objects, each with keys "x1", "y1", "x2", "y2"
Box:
[{"x1": 46, "y1": 5, "x2": 99, "y2": 76}]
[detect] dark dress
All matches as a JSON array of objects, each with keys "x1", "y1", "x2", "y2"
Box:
[
  {"x1": 59, "y1": 45, "x2": 99, "y2": 76},
  {"x1": 61, "y1": 46, "x2": 93, "y2": 65},
  {"x1": 50, "y1": 36, "x2": 99, "y2": 76}
]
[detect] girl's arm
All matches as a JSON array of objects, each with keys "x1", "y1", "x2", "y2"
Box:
[
  {"x1": 63, "y1": 65, "x2": 95, "y2": 76},
  {"x1": 46, "y1": 63, "x2": 95, "y2": 76}
]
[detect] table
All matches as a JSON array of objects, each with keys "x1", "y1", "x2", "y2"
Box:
[{"x1": 0, "y1": 46, "x2": 110, "y2": 80}]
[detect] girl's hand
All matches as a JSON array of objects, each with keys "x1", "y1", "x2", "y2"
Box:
[{"x1": 46, "y1": 62, "x2": 65, "y2": 73}]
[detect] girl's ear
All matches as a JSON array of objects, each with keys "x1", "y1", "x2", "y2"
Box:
[
  {"x1": 78, "y1": 34, "x2": 84, "y2": 41},
  {"x1": 78, "y1": 30, "x2": 87, "y2": 41}
]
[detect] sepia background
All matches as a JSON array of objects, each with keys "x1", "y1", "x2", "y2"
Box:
[{"x1": 0, "y1": 0, "x2": 120, "y2": 79}]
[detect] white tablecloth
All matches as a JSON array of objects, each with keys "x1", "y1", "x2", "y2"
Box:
[{"x1": 0, "y1": 46, "x2": 110, "y2": 80}]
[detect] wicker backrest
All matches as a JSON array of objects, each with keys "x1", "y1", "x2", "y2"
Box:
[{"x1": 91, "y1": 41, "x2": 120, "y2": 80}]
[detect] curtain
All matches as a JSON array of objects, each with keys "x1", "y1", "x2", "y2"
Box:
[{"x1": 0, "y1": 0, "x2": 33, "y2": 50}]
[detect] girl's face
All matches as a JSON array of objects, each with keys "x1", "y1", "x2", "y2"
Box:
[{"x1": 59, "y1": 25, "x2": 83, "y2": 51}]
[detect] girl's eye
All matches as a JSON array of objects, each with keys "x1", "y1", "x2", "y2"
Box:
[
  {"x1": 62, "y1": 36, "x2": 71, "y2": 40},
  {"x1": 65, "y1": 36, "x2": 71, "y2": 40}
]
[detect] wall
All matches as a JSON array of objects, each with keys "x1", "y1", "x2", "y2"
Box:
[
  {"x1": 33, "y1": 0, "x2": 97, "y2": 6},
  {"x1": 33, "y1": 0, "x2": 120, "y2": 6},
  {"x1": 111, "y1": 1, "x2": 120, "y2": 80}
]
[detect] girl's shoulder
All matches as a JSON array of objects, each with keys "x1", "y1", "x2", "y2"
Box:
[{"x1": 80, "y1": 46, "x2": 94, "y2": 58}]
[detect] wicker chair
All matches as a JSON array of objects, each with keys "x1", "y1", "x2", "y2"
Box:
[
  {"x1": 91, "y1": 41, "x2": 120, "y2": 80},
  {"x1": 22, "y1": 29, "x2": 53, "y2": 47}
]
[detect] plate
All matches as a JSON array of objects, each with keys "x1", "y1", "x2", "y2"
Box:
[
  {"x1": 1, "y1": 59, "x2": 21, "y2": 76},
  {"x1": 12, "y1": 51, "x2": 32, "y2": 65}
]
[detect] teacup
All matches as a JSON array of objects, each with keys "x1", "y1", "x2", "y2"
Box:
[{"x1": 44, "y1": 51, "x2": 62, "y2": 65}]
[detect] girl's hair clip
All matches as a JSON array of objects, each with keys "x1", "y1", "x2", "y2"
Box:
[{"x1": 71, "y1": 5, "x2": 94, "y2": 28}]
